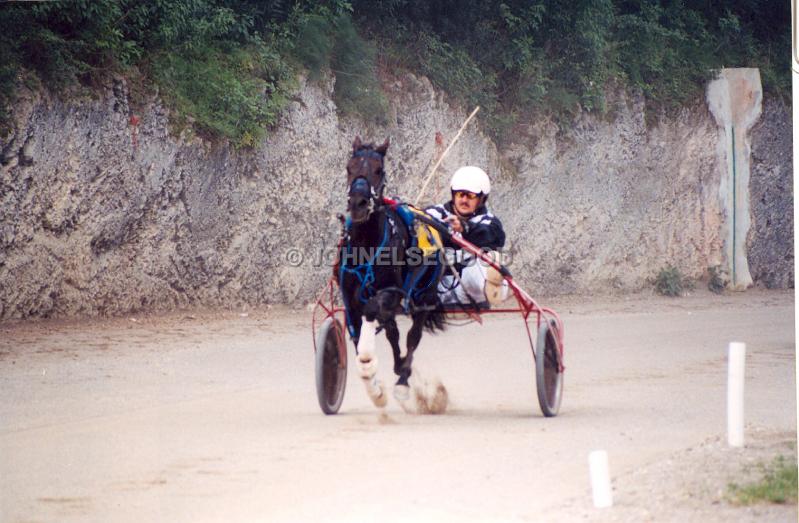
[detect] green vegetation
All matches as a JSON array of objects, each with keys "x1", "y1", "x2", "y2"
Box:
[
  {"x1": 0, "y1": 0, "x2": 329, "y2": 144},
  {"x1": 151, "y1": 46, "x2": 293, "y2": 146},
  {"x1": 654, "y1": 265, "x2": 689, "y2": 297},
  {"x1": 0, "y1": 0, "x2": 790, "y2": 143},
  {"x1": 728, "y1": 455, "x2": 798, "y2": 505},
  {"x1": 353, "y1": 0, "x2": 789, "y2": 137},
  {"x1": 293, "y1": 13, "x2": 388, "y2": 124}
]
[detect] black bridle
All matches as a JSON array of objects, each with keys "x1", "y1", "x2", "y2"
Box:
[{"x1": 348, "y1": 148, "x2": 386, "y2": 220}]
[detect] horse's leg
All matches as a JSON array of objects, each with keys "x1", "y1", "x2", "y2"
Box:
[
  {"x1": 365, "y1": 292, "x2": 408, "y2": 402},
  {"x1": 398, "y1": 311, "x2": 427, "y2": 386},
  {"x1": 356, "y1": 318, "x2": 387, "y2": 408},
  {"x1": 355, "y1": 300, "x2": 390, "y2": 408},
  {"x1": 396, "y1": 311, "x2": 449, "y2": 414},
  {"x1": 382, "y1": 318, "x2": 403, "y2": 376},
  {"x1": 383, "y1": 318, "x2": 412, "y2": 403},
  {"x1": 349, "y1": 310, "x2": 372, "y2": 384},
  {"x1": 389, "y1": 311, "x2": 425, "y2": 407},
  {"x1": 350, "y1": 313, "x2": 362, "y2": 348}
]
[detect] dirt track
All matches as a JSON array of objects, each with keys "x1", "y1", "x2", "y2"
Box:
[{"x1": 1, "y1": 289, "x2": 796, "y2": 522}]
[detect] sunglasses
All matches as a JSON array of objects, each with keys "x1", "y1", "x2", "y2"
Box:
[{"x1": 453, "y1": 190, "x2": 479, "y2": 201}]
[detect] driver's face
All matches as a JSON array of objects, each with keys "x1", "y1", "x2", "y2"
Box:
[{"x1": 453, "y1": 190, "x2": 481, "y2": 216}]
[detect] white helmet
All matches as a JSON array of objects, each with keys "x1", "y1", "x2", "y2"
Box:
[{"x1": 450, "y1": 166, "x2": 491, "y2": 195}]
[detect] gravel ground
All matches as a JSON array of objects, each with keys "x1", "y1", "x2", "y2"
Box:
[
  {"x1": 0, "y1": 289, "x2": 795, "y2": 522},
  {"x1": 552, "y1": 428, "x2": 796, "y2": 522}
]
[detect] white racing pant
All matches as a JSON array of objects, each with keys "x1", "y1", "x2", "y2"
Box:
[{"x1": 438, "y1": 253, "x2": 508, "y2": 306}]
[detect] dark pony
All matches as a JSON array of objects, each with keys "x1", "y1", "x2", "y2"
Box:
[{"x1": 340, "y1": 136, "x2": 445, "y2": 406}]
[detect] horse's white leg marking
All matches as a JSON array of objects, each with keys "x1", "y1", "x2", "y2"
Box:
[
  {"x1": 357, "y1": 319, "x2": 377, "y2": 378},
  {"x1": 357, "y1": 319, "x2": 387, "y2": 407}
]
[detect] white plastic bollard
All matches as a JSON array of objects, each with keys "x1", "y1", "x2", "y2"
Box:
[
  {"x1": 589, "y1": 450, "x2": 613, "y2": 508},
  {"x1": 727, "y1": 342, "x2": 746, "y2": 447}
]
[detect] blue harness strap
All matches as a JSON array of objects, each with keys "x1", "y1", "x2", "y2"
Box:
[
  {"x1": 395, "y1": 204, "x2": 415, "y2": 229},
  {"x1": 339, "y1": 214, "x2": 391, "y2": 338},
  {"x1": 400, "y1": 254, "x2": 442, "y2": 314},
  {"x1": 338, "y1": 265, "x2": 357, "y2": 339}
]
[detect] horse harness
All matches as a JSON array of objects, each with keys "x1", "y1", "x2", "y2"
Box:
[{"x1": 337, "y1": 204, "x2": 443, "y2": 339}]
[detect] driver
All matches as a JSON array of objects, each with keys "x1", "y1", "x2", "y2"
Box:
[{"x1": 426, "y1": 166, "x2": 509, "y2": 308}]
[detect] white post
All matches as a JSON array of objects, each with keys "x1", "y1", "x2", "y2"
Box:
[
  {"x1": 727, "y1": 342, "x2": 746, "y2": 447},
  {"x1": 589, "y1": 450, "x2": 613, "y2": 508}
]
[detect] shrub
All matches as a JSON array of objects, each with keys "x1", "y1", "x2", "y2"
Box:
[
  {"x1": 416, "y1": 32, "x2": 497, "y2": 114},
  {"x1": 151, "y1": 44, "x2": 293, "y2": 147},
  {"x1": 0, "y1": 1, "x2": 791, "y2": 142},
  {"x1": 292, "y1": 14, "x2": 335, "y2": 80},
  {"x1": 654, "y1": 266, "x2": 685, "y2": 297},
  {"x1": 0, "y1": 0, "x2": 299, "y2": 145},
  {"x1": 353, "y1": 0, "x2": 790, "y2": 137},
  {"x1": 330, "y1": 15, "x2": 388, "y2": 125},
  {"x1": 292, "y1": 13, "x2": 388, "y2": 125}
]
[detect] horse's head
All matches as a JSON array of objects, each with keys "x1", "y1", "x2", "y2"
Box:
[{"x1": 346, "y1": 136, "x2": 389, "y2": 224}]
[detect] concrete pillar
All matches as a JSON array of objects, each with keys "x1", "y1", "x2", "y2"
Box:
[{"x1": 707, "y1": 68, "x2": 762, "y2": 290}]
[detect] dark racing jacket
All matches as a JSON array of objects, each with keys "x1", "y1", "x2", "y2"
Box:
[{"x1": 425, "y1": 201, "x2": 506, "y2": 251}]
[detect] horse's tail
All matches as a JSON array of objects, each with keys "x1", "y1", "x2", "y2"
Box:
[{"x1": 423, "y1": 306, "x2": 447, "y2": 333}]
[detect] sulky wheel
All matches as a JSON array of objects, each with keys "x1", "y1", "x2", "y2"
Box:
[
  {"x1": 535, "y1": 319, "x2": 563, "y2": 417},
  {"x1": 315, "y1": 317, "x2": 347, "y2": 415}
]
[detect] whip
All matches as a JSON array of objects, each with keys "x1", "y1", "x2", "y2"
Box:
[{"x1": 414, "y1": 106, "x2": 480, "y2": 206}]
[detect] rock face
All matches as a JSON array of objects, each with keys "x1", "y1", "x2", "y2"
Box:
[
  {"x1": 0, "y1": 73, "x2": 792, "y2": 320},
  {"x1": 499, "y1": 91, "x2": 724, "y2": 295},
  {"x1": 748, "y1": 98, "x2": 794, "y2": 288}
]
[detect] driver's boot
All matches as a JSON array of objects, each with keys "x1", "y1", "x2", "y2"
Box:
[{"x1": 485, "y1": 264, "x2": 506, "y2": 305}]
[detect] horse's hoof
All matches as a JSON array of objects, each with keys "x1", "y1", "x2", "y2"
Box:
[
  {"x1": 394, "y1": 384, "x2": 416, "y2": 414},
  {"x1": 363, "y1": 376, "x2": 388, "y2": 408},
  {"x1": 373, "y1": 389, "x2": 388, "y2": 408},
  {"x1": 393, "y1": 384, "x2": 411, "y2": 402}
]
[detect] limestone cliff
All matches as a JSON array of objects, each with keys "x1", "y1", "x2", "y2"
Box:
[{"x1": 0, "y1": 73, "x2": 792, "y2": 319}]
